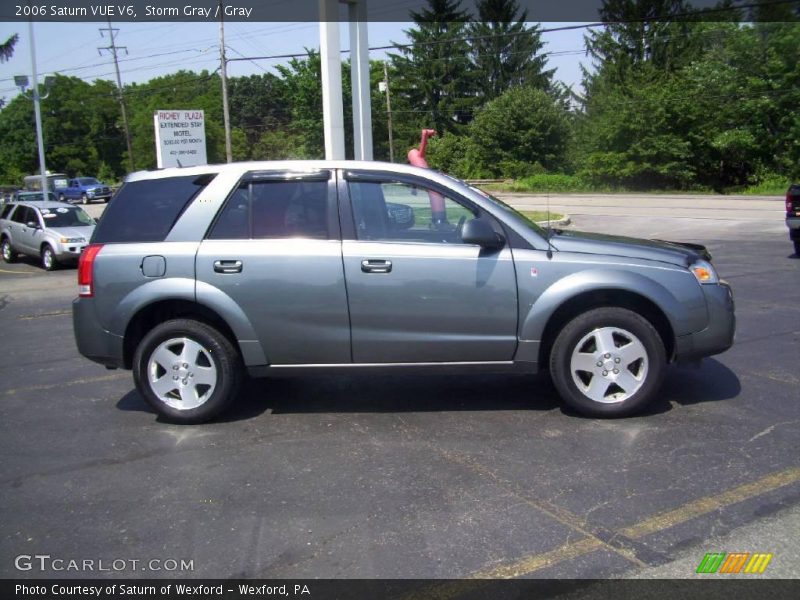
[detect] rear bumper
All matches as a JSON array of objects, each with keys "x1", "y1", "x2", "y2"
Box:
[
  {"x1": 675, "y1": 281, "x2": 735, "y2": 361},
  {"x1": 72, "y1": 298, "x2": 126, "y2": 368}
]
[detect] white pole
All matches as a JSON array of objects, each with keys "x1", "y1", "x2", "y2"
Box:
[
  {"x1": 349, "y1": 2, "x2": 372, "y2": 160},
  {"x1": 28, "y1": 21, "x2": 48, "y2": 196},
  {"x1": 319, "y1": 0, "x2": 345, "y2": 160}
]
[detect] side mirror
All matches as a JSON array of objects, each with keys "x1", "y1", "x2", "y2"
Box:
[
  {"x1": 462, "y1": 218, "x2": 504, "y2": 249},
  {"x1": 27, "y1": 221, "x2": 40, "y2": 229}
]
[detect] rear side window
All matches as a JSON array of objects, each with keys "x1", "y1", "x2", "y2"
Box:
[
  {"x1": 11, "y1": 206, "x2": 31, "y2": 224},
  {"x1": 92, "y1": 174, "x2": 215, "y2": 243},
  {"x1": 0, "y1": 204, "x2": 14, "y2": 219},
  {"x1": 208, "y1": 180, "x2": 329, "y2": 240}
]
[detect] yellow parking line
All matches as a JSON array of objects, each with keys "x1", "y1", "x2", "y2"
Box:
[
  {"x1": 619, "y1": 466, "x2": 800, "y2": 539},
  {"x1": 0, "y1": 268, "x2": 36, "y2": 274},
  {"x1": 451, "y1": 466, "x2": 800, "y2": 583},
  {"x1": 471, "y1": 537, "x2": 603, "y2": 579}
]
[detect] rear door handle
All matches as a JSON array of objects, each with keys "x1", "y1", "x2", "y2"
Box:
[
  {"x1": 361, "y1": 259, "x2": 392, "y2": 273},
  {"x1": 213, "y1": 259, "x2": 243, "y2": 274}
]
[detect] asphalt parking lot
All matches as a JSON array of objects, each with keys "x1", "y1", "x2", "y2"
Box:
[{"x1": 1, "y1": 195, "x2": 798, "y2": 581}]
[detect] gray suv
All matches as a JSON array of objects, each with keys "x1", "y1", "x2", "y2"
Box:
[
  {"x1": 1, "y1": 200, "x2": 96, "y2": 270},
  {"x1": 72, "y1": 162, "x2": 735, "y2": 423}
]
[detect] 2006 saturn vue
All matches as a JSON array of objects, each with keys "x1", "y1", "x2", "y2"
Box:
[{"x1": 73, "y1": 161, "x2": 735, "y2": 423}]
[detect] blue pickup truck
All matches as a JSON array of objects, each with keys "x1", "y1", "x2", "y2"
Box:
[{"x1": 55, "y1": 177, "x2": 113, "y2": 204}]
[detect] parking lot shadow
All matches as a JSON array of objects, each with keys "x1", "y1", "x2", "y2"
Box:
[
  {"x1": 641, "y1": 358, "x2": 741, "y2": 415},
  {"x1": 116, "y1": 359, "x2": 738, "y2": 421}
]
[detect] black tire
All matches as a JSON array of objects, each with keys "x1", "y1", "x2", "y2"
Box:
[
  {"x1": 549, "y1": 307, "x2": 667, "y2": 418},
  {"x1": 58, "y1": 193, "x2": 66, "y2": 202},
  {"x1": 133, "y1": 319, "x2": 242, "y2": 424},
  {"x1": 81, "y1": 193, "x2": 89, "y2": 205},
  {"x1": 793, "y1": 240, "x2": 800, "y2": 256},
  {"x1": 1, "y1": 238, "x2": 17, "y2": 263},
  {"x1": 41, "y1": 245, "x2": 59, "y2": 271}
]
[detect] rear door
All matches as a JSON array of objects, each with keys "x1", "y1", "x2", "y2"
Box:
[
  {"x1": 10, "y1": 206, "x2": 37, "y2": 254},
  {"x1": 339, "y1": 170, "x2": 518, "y2": 363},
  {"x1": 195, "y1": 170, "x2": 350, "y2": 365}
]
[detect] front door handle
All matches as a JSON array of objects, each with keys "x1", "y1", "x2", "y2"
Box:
[
  {"x1": 213, "y1": 259, "x2": 243, "y2": 274},
  {"x1": 361, "y1": 259, "x2": 392, "y2": 273}
]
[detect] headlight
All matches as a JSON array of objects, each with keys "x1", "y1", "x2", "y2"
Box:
[
  {"x1": 690, "y1": 259, "x2": 719, "y2": 284},
  {"x1": 60, "y1": 237, "x2": 85, "y2": 243}
]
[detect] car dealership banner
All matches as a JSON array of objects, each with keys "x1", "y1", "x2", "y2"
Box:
[{"x1": 154, "y1": 110, "x2": 208, "y2": 169}]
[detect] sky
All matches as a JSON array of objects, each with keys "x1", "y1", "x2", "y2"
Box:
[{"x1": 0, "y1": 21, "x2": 593, "y2": 103}]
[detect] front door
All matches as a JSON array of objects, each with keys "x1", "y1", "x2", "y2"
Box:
[{"x1": 340, "y1": 172, "x2": 518, "y2": 364}]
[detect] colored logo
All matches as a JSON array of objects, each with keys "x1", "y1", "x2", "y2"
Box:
[{"x1": 696, "y1": 552, "x2": 773, "y2": 574}]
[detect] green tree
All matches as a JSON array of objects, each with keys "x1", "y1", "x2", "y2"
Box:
[
  {"x1": 227, "y1": 73, "x2": 288, "y2": 147},
  {"x1": 389, "y1": 0, "x2": 476, "y2": 141},
  {"x1": 468, "y1": 0, "x2": 553, "y2": 101},
  {"x1": 467, "y1": 86, "x2": 571, "y2": 178},
  {"x1": 276, "y1": 50, "x2": 355, "y2": 159},
  {"x1": 0, "y1": 33, "x2": 17, "y2": 62}
]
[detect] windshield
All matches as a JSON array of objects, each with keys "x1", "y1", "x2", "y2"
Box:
[
  {"x1": 78, "y1": 178, "x2": 100, "y2": 186},
  {"x1": 40, "y1": 206, "x2": 94, "y2": 228}
]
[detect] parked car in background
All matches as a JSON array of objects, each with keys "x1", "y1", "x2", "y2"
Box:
[
  {"x1": 72, "y1": 161, "x2": 735, "y2": 424},
  {"x1": 1, "y1": 201, "x2": 96, "y2": 270},
  {"x1": 23, "y1": 172, "x2": 68, "y2": 194},
  {"x1": 56, "y1": 177, "x2": 113, "y2": 204},
  {"x1": 12, "y1": 190, "x2": 58, "y2": 203},
  {"x1": 786, "y1": 184, "x2": 800, "y2": 255}
]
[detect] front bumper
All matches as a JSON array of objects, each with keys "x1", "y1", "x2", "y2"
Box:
[
  {"x1": 55, "y1": 243, "x2": 88, "y2": 261},
  {"x1": 73, "y1": 297, "x2": 126, "y2": 368},
  {"x1": 675, "y1": 281, "x2": 735, "y2": 361},
  {"x1": 787, "y1": 217, "x2": 800, "y2": 240}
]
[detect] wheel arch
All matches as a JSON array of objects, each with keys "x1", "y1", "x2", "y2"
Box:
[
  {"x1": 122, "y1": 298, "x2": 263, "y2": 369},
  {"x1": 536, "y1": 288, "x2": 676, "y2": 369}
]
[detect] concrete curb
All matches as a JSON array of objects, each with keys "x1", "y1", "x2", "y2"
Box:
[{"x1": 535, "y1": 215, "x2": 571, "y2": 227}]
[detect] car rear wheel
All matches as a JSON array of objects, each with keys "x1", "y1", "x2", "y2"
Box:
[
  {"x1": 58, "y1": 193, "x2": 66, "y2": 202},
  {"x1": 41, "y1": 245, "x2": 58, "y2": 271},
  {"x1": 549, "y1": 307, "x2": 667, "y2": 417},
  {"x1": 1, "y1": 238, "x2": 17, "y2": 263},
  {"x1": 133, "y1": 319, "x2": 242, "y2": 424}
]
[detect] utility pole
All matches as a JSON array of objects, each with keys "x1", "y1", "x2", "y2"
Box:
[
  {"x1": 99, "y1": 19, "x2": 135, "y2": 173},
  {"x1": 381, "y1": 61, "x2": 394, "y2": 163},
  {"x1": 219, "y1": 0, "x2": 232, "y2": 163},
  {"x1": 28, "y1": 22, "x2": 48, "y2": 196}
]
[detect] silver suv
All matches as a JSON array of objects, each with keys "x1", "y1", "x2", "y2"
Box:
[
  {"x1": 1, "y1": 201, "x2": 96, "y2": 270},
  {"x1": 72, "y1": 162, "x2": 735, "y2": 423}
]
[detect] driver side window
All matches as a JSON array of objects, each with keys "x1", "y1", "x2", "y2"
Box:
[{"x1": 348, "y1": 180, "x2": 475, "y2": 244}]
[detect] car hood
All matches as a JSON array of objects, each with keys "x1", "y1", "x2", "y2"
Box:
[
  {"x1": 47, "y1": 225, "x2": 94, "y2": 239},
  {"x1": 550, "y1": 229, "x2": 711, "y2": 266}
]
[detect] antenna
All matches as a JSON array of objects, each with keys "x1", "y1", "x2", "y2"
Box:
[{"x1": 546, "y1": 192, "x2": 554, "y2": 259}]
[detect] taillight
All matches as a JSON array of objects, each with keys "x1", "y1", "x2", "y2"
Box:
[
  {"x1": 787, "y1": 193, "x2": 792, "y2": 213},
  {"x1": 78, "y1": 243, "x2": 104, "y2": 297}
]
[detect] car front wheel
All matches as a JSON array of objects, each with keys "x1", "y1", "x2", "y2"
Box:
[
  {"x1": 549, "y1": 307, "x2": 667, "y2": 417},
  {"x1": 794, "y1": 240, "x2": 800, "y2": 256},
  {"x1": 81, "y1": 193, "x2": 89, "y2": 204},
  {"x1": 133, "y1": 319, "x2": 242, "y2": 424},
  {"x1": 41, "y1": 245, "x2": 58, "y2": 271}
]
